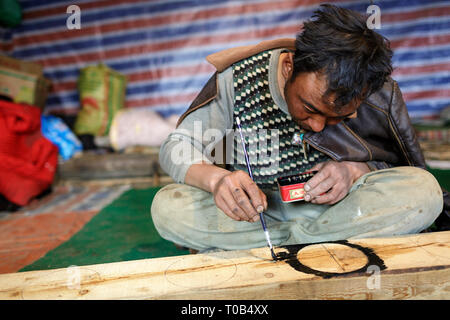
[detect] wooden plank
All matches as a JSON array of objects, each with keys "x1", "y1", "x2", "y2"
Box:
[
  {"x1": 57, "y1": 151, "x2": 165, "y2": 180},
  {"x1": 0, "y1": 231, "x2": 449, "y2": 300},
  {"x1": 56, "y1": 175, "x2": 174, "y2": 188},
  {"x1": 420, "y1": 141, "x2": 450, "y2": 161}
]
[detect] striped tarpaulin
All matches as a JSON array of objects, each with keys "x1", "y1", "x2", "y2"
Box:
[{"x1": 0, "y1": 0, "x2": 449, "y2": 120}]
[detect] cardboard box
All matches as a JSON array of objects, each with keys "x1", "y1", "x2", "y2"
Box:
[{"x1": 0, "y1": 55, "x2": 51, "y2": 109}]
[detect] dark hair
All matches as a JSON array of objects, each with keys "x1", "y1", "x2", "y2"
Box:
[{"x1": 292, "y1": 4, "x2": 393, "y2": 110}]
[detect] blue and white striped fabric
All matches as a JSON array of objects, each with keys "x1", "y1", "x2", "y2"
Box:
[{"x1": 0, "y1": 0, "x2": 449, "y2": 120}]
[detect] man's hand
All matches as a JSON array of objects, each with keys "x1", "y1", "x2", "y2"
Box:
[
  {"x1": 304, "y1": 161, "x2": 370, "y2": 205},
  {"x1": 211, "y1": 170, "x2": 268, "y2": 222}
]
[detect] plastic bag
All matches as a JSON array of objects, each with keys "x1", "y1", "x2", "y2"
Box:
[
  {"x1": 74, "y1": 64, "x2": 126, "y2": 136},
  {"x1": 109, "y1": 109, "x2": 178, "y2": 150},
  {"x1": 41, "y1": 115, "x2": 82, "y2": 161}
]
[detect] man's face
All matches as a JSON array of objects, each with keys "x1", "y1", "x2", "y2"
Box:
[{"x1": 284, "y1": 71, "x2": 360, "y2": 132}]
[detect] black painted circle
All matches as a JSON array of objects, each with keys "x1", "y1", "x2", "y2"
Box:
[{"x1": 276, "y1": 240, "x2": 386, "y2": 278}]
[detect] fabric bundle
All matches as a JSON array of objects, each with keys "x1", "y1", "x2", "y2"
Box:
[{"x1": 0, "y1": 100, "x2": 58, "y2": 206}]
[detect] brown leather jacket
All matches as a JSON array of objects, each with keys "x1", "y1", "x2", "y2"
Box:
[{"x1": 178, "y1": 39, "x2": 449, "y2": 219}]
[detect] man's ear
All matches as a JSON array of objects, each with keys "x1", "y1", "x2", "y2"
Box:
[{"x1": 281, "y1": 52, "x2": 294, "y2": 80}]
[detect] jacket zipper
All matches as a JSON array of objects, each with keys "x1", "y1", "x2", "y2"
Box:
[
  {"x1": 365, "y1": 101, "x2": 413, "y2": 166},
  {"x1": 341, "y1": 122, "x2": 373, "y2": 161}
]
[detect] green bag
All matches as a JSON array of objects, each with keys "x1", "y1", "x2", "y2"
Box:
[
  {"x1": 74, "y1": 64, "x2": 127, "y2": 136},
  {"x1": 0, "y1": 0, "x2": 22, "y2": 28}
]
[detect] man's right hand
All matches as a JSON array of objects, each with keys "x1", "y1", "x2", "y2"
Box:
[
  {"x1": 211, "y1": 170, "x2": 268, "y2": 222},
  {"x1": 185, "y1": 162, "x2": 268, "y2": 222}
]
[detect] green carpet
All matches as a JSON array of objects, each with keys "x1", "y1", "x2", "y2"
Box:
[
  {"x1": 20, "y1": 187, "x2": 189, "y2": 272},
  {"x1": 428, "y1": 167, "x2": 450, "y2": 190}
]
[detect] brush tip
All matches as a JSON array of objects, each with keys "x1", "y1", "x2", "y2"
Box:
[{"x1": 270, "y1": 249, "x2": 277, "y2": 260}]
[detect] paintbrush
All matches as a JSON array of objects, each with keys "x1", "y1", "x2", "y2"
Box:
[{"x1": 235, "y1": 117, "x2": 277, "y2": 260}]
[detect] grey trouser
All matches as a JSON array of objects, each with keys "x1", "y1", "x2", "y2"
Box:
[{"x1": 151, "y1": 167, "x2": 443, "y2": 251}]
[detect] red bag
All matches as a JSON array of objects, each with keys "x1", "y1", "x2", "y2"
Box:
[{"x1": 0, "y1": 100, "x2": 58, "y2": 206}]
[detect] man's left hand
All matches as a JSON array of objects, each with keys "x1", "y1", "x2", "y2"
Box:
[{"x1": 304, "y1": 161, "x2": 370, "y2": 205}]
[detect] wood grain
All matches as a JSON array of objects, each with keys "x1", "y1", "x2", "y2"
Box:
[{"x1": 0, "y1": 231, "x2": 449, "y2": 300}]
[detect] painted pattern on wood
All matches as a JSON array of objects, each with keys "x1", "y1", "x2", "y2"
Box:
[{"x1": 0, "y1": 231, "x2": 449, "y2": 299}]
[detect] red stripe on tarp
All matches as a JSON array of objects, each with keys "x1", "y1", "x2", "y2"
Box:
[
  {"x1": 15, "y1": 0, "x2": 347, "y2": 48},
  {"x1": 125, "y1": 92, "x2": 198, "y2": 108},
  {"x1": 403, "y1": 89, "x2": 450, "y2": 100},
  {"x1": 46, "y1": 92, "x2": 199, "y2": 113},
  {"x1": 33, "y1": 24, "x2": 299, "y2": 67},
  {"x1": 16, "y1": 1, "x2": 306, "y2": 48},
  {"x1": 16, "y1": 3, "x2": 450, "y2": 49},
  {"x1": 44, "y1": 108, "x2": 80, "y2": 116},
  {"x1": 22, "y1": 0, "x2": 150, "y2": 20},
  {"x1": 28, "y1": 29, "x2": 450, "y2": 70},
  {"x1": 51, "y1": 81, "x2": 77, "y2": 92},
  {"x1": 381, "y1": 6, "x2": 450, "y2": 23},
  {"x1": 127, "y1": 63, "x2": 215, "y2": 83},
  {"x1": 393, "y1": 62, "x2": 450, "y2": 76},
  {"x1": 50, "y1": 60, "x2": 449, "y2": 96},
  {"x1": 51, "y1": 63, "x2": 216, "y2": 92},
  {"x1": 46, "y1": 89, "x2": 450, "y2": 114},
  {"x1": 22, "y1": 0, "x2": 344, "y2": 21},
  {"x1": 390, "y1": 34, "x2": 450, "y2": 49},
  {"x1": 3, "y1": 29, "x2": 450, "y2": 60}
]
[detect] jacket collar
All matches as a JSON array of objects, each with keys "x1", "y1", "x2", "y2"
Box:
[{"x1": 206, "y1": 38, "x2": 296, "y2": 72}]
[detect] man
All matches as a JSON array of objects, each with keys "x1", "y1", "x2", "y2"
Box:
[{"x1": 151, "y1": 5, "x2": 446, "y2": 252}]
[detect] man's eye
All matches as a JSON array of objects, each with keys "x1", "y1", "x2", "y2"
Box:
[{"x1": 303, "y1": 105, "x2": 315, "y2": 113}]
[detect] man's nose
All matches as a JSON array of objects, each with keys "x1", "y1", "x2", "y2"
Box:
[{"x1": 308, "y1": 117, "x2": 326, "y2": 132}]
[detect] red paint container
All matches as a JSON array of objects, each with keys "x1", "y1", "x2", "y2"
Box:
[{"x1": 277, "y1": 171, "x2": 316, "y2": 203}]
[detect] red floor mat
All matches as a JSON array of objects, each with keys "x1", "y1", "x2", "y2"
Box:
[{"x1": 0, "y1": 184, "x2": 129, "y2": 274}]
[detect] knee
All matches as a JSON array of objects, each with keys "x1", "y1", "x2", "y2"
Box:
[
  {"x1": 150, "y1": 183, "x2": 212, "y2": 233},
  {"x1": 150, "y1": 184, "x2": 186, "y2": 233},
  {"x1": 400, "y1": 166, "x2": 442, "y2": 198},
  {"x1": 390, "y1": 166, "x2": 443, "y2": 218},
  {"x1": 415, "y1": 167, "x2": 443, "y2": 213},
  {"x1": 361, "y1": 166, "x2": 443, "y2": 214}
]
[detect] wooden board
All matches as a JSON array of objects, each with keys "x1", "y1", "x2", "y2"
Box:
[
  {"x1": 0, "y1": 231, "x2": 449, "y2": 300},
  {"x1": 420, "y1": 141, "x2": 450, "y2": 161},
  {"x1": 57, "y1": 175, "x2": 174, "y2": 188},
  {"x1": 57, "y1": 151, "x2": 165, "y2": 180}
]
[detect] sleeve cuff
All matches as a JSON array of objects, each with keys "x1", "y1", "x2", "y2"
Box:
[{"x1": 366, "y1": 161, "x2": 392, "y2": 172}]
